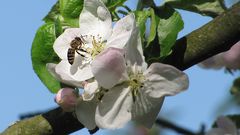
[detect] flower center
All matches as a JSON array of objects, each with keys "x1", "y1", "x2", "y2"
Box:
[
  {"x1": 89, "y1": 36, "x2": 105, "y2": 58},
  {"x1": 75, "y1": 35, "x2": 105, "y2": 66},
  {"x1": 127, "y1": 66, "x2": 145, "y2": 102}
]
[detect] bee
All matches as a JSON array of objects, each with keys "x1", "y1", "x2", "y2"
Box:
[{"x1": 67, "y1": 36, "x2": 87, "y2": 65}]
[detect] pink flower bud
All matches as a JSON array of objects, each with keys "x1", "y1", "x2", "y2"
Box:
[
  {"x1": 55, "y1": 88, "x2": 78, "y2": 112},
  {"x1": 199, "y1": 41, "x2": 240, "y2": 70},
  {"x1": 223, "y1": 42, "x2": 240, "y2": 69}
]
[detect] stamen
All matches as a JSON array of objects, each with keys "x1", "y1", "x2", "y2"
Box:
[{"x1": 127, "y1": 66, "x2": 145, "y2": 102}]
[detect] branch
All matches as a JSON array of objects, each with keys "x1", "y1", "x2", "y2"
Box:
[
  {"x1": 155, "y1": 118, "x2": 205, "y2": 135},
  {"x1": 2, "y1": 2, "x2": 240, "y2": 135},
  {"x1": 162, "y1": 2, "x2": 240, "y2": 70}
]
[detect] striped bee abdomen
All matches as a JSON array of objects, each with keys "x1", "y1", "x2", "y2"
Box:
[{"x1": 67, "y1": 48, "x2": 75, "y2": 65}]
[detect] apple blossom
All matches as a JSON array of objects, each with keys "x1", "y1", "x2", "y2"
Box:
[
  {"x1": 91, "y1": 28, "x2": 189, "y2": 129},
  {"x1": 55, "y1": 88, "x2": 78, "y2": 112},
  {"x1": 199, "y1": 41, "x2": 240, "y2": 70},
  {"x1": 47, "y1": 0, "x2": 136, "y2": 90},
  {"x1": 206, "y1": 116, "x2": 239, "y2": 135}
]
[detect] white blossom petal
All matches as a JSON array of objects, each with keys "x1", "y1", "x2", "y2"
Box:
[
  {"x1": 216, "y1": 116, "x2": 237, "y2": 135},
  {"x1": 53, "y1": 28, "x2": 82, "y2": 60},
  {"x1": 82, "y1": 79, "x2": 99, "y2": 101},
  {"x1": 91, "y1": 47, "x2": 127, "y2": 89},
  {"x1": 80, "y1": 0, "x2": 112, "y2": 40},
  {"x1": 144, "y1": 63, "x2": 189, "y2": 98},
  {"x1": 106, "y1": 14, "x2": 135, "y2": 49},
  {"x1": 55, "y1": 60, "x2": 93, "y2": 83},
  {"x1": 125, "y1": 27, "x2": 147, "y2": 69},
  {"x1": 46, "y1": 63, "x2": 83, "y2": 87},
  {"x1": 95, "y1": 84, "x2": 132, "y2": 129},
  {"x1": 75, "y1": 97, "x2": 98, "y2": 130},
  {"x1": 132, "y1": 95, "x2": 164, "y2": 128}
]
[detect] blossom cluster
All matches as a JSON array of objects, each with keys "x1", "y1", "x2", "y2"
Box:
[{"x1": 47, "y1": 0, "x2": 189, "y2": 130}]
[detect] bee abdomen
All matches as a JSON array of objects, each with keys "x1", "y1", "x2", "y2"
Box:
[{"x1": 67, "y1": 48, "x2": 75, "y2": 65}]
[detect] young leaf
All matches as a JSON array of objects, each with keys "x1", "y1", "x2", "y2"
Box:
[
  {"x1": 146, "y1": 8, "x2": 157, "y2": 47},
  {"x1": 164, "y1": 0, "x2": 227, "y2": 17},
  {"x1": 31, "y1": 23, "x2": 61, "y2": 93},
  {"x1": 134, "y1": 10, "x2": 150, "y2": 41},
  {"x1": 157, "y1": 6, "x2": 184, "y2": 58},
  {"x1": 105, "y1": 0, "x2": 127, "y2": 11}
]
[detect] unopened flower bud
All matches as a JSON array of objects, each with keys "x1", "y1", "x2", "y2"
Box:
[
  {"x1": 55, "y1": 88, "x2": 78, "y2": 112},
  {"x1": 223, "y1": 42, "x2": 240, "y2": 69}
]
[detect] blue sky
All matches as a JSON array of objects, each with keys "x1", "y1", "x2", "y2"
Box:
[{"x1": 0, "y1": 0, "x2": 239, "y2": 135}]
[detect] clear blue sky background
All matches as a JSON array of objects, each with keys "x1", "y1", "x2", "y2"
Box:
[{"x1": 0, "y1": 0, "x2": 239, "y2": 135}]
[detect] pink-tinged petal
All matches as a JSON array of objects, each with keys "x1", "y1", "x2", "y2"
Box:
[
  {"x1": 95, "y1": 84, "x2": 132, "y2": 129},
  {"x1": 106, "y1": 14, "x2": 135, "y2": 49},
  {"x1": 206, "y1": 128, "x2": 226, "y2": 135},
  {"x1": 198, "y1": 53, "x2": 225, "y2": 69},
  {"x1": 144, "y1": 63, "x2": 189, "y2": 98},
  {"x1": 46, "y1": 62, "x2": 83, "y2": 87},
  {"x1": 132, "y1": 96, "x2": 164, "y2": 128},
  {"x1": 55, "y1": 88, "x2": 78, "y2": 112},
  {"x1": 53, "y1": 28, "x2": 82, "y2": 60},
  {"x1": 80, "y1": 0, "x2": 112, "y2": 40},
  {"x1": 91, "y1": 47, "x2": 127, "y2": 89},
  {"x1": 75, "y1": 97, "x2": 98, "y2": 130},
  {"x1": 223, "y1": 42, "x2": 240, "y2": 69},
  {"x1": 82, "y1": 80, "x2": 99, "y2": 101},
  {"x1": 216, "y1": 116, "x2": 237, "y2": 135}
]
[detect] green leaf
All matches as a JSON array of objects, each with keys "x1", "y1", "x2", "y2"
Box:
[
  {"x1": 64, "y1": 18, "x2": 79, "y2": 28},
  {"x1": 146, "y1": 8, "x2": 157, "y2": 47},
  {"x1": 105, "y1": 0, "x2": 127, "y2": 11},
  {"x1": 134, "y1": 10, "x2": 150, "y2": 42},
  {"x1": 157, "y1": 6, "x2": 184, "y2": 58},
  {"x1": 43, "y1": 1, "x2": 79, "y2": 27},
  {"x1": 137, "y1": 0, "x2": 156, "y2": 10},
  {"x1": 164, "y1": 0, "x2": 227, "y2": 17},
  {"x1": 60, "y1": 0, "x2": 84, "y2": 18},
  {"x1": 230, "y1": 77, "x2": 240, "y2": 95},
  {"x1": 54, "y1": 17, "x2": 63, "y2": 37},
  {"x1": 57, "y1": 0, "x2": 83, "y2": 27},
  {"x1": 31, "y1": 23, "x2": 61, "y2": 93},
  {"x1": 43, "y1": 2, "x2": 61, "y2": 23}
]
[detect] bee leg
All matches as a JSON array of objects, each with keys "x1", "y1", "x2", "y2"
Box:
[
  {"x1": 80, "y1": 35, "x2": 87, "y2": 42},
  {"x1": 76, "y1": 50, "x2": 85, "y2": 57},
  {"x1": 79, "y1": 48, "x2": 87, "y2": 52}
]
